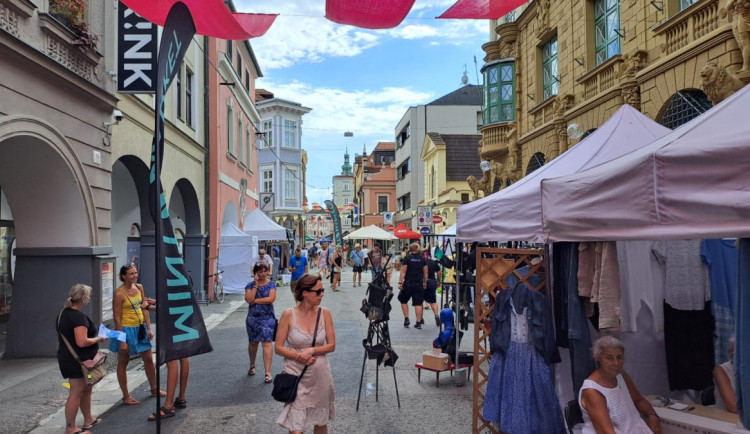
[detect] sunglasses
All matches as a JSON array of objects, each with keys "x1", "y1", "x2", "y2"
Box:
[{"x1": 304, "y1": 288, "x2": 325, "y2": 296}]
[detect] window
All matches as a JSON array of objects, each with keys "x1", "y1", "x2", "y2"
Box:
[
  {"x1": 594, "y1": 0, "x2": 620, "y2": 66},
  {"x1": 226, "y1": 40, "x2": 233, "y2": 62},
  {"x1": 526, "y1": 152, "x2": 546, "y2": 175},
  {"x1": 245, "y1": 70, "x2": 250, "y2": 91},
  {"x1": 680, "y1": 0, "x2": 698, "y2": 11},
  {"x1": 542, "y1": 36, "x2": 558, "y2": 100},
  {"x1": 483, "y1": 61, "x2": 515, "y2": 124},
  {"x1": 461, "y1": 193, "x2": 470, "y2": 202},
  {"x1": 398, "y1": 158, "x2": 411, "y2": 180},
  {"x1": 284, "y1": 168, "x2": 297, "y2": 200},
  {"x1": 284, "y1": 120, "x2": 296, "y2": 148},
  {"x1": 227, "y1": 104, "x2": 234, "y2": 155},
  {"x1": 262, "y1": 120, "x2": 273, "y2": 148},
  {"x1": 237, "y1": 119, "x2": 244, "y2": 163},
  {"x1": 246, "y1": 129, "x2": 252, "y2": 168},
  {"x1": 262, "y1": 169, "x2": 273, "y2": 193},
  {"x1": 344, "y1": 198, "x2": 350, "y2": 205},
  {"x1": 237, "y1": 52, "x2": 242, "y2": 77},
  {"x1": 658, "y1": 90, "x2": 712, "y2": 129},
  {"x1": 396, "y1": 123, "x2": 410, "y2": 149},
  {"x1": 344, "y1": 183, "x2": 349, "y2": 191},
  {"x1": 185, "y1": 69, "x2": 193, "y2": 127},
  {"x1": 430, "y1": 166, "x2": 436, "y2": 198},
  {"x1": 377, "y1": 196, "x2": 388, "y2": 213},
  {"x1": 175, "y1": 68, "x2": 182, "y2": 119}
]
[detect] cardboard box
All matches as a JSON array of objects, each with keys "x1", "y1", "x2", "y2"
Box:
[{"x1": 422, "y1": 351, "x2": 451, "y2": 371}]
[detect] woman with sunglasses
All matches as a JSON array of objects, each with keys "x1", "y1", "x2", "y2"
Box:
[
  {"x1": 245, "y1": 263, "x2": 277, "y2": 383},
  {"x1": 275, "y1": 274, "x2": 336, "y2": 433}
]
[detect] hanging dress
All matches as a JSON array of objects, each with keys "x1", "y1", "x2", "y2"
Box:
[{"x1": 483, "y1": 298, "x2": 566, "y2": 433}]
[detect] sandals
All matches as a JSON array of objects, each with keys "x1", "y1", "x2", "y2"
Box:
[
  {"x1": 174, "y1": 398, "x2": 187, "y2": 409},
  {"x1": 248, "y1": 366, "x2": 256, "y2": 376},
  {"x1": 264, "y1": 374, "x2": 273, "y2": 384},
  {"x1": 151, "y1": 389, "x2": 167, "y2": 397},
  {"x1": 147, "y1": 406, "x2": 176, "y2": 421},
  {"x1": 81, "y1": 418, "x2": 102, "y2": 430},
  {"x1": 122, "y1": 395, "x2": 140, "y2": 405}
]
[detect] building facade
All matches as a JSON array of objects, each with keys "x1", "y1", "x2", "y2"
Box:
[
  {"x1": 475, "y1": 0, "x2": 748, "y2": 198},
  {"x1": 256, "y1": 94, "x2": 311, "y2": 246},
  {"x1": 394, "y1": 85, "x2": 483, "y2": 229},
  {"x1": 332, "y1": 150, "x2": 355, "y2": 230},
  {"x1": 353, "y1": 142, "x2": 396, "y2": 229},
  {"x1": 421, "y1": 133, "x2": 483, "y2": 233}
]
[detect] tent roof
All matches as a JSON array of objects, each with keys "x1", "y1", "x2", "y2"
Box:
[
  {"x1": 344, "y1": 225, "x2": 398, "y2": 240},
  {"x1": 540, "y1": 85, "x2": 750, "y2": 242},
  {"x1": 441, "y1": 223, "x2": 457, "y2": 236},
  {"x1": 243, "y1": 209, "x2": 287, "y2": 241},
  {"x1": 456, "y1": 105, "x2": 670, "y2": 242},
  {"x1": 394, "y1": 223, "x2": 421, "y2": 239}
]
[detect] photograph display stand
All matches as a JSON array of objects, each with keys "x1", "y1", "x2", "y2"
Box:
[{"x1": 472, "y1": 247, "x2": 546, "y2": 434}]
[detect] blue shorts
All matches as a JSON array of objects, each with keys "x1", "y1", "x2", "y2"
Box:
[{"x1": 109, "y1": 325, "x2": 153, "y2": 355}]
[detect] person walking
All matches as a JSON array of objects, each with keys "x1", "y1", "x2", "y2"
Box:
[
  {"x1": 110, "y1": 264, "x2": 164, "y2": 405},
  {"x1": 349, "y1": 243, "x2": 365, "y2": 287},
  {"x1": 397, "y1": 243, "x2": 428, "y2": 329},
  {"x1": 57, "y1": 284, "x2": 106, "y2": 434},
  {"x1": 331, "y1": 245, "x2": 343, "y2": 292},
  {"x1": 318, "y1": 242, "x2": 329, "y2": 279},
  {"x1": 369, "y1": 244, "x2": 383, "y2": 279},
  {"x1": 289, "y1": 247, "x2": 309, "y2": 296},
  {"x1": 361, "y1": 245, "x2": 370, "y2": 272},
  {"x1": 245, "y1": 263, "x2": 277, "y2": 384},
  {"x1": 275, "y1": 274, "x2": 336, "y2": 433}
]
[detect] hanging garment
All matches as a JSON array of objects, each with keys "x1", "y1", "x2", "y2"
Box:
[
  {"x1": 663, "y1": 301, "x2": 714, "y2": 391},
  {"x1": 701, "y1": 239, "x2": 738, "y2": 364},
  {"x1": 652, "y1": 240, "x2": 710, "y2": 310},
  {"x1": 483, "y1": 300, "x2": 566, "y2": 434},
  {"x1": 616, "y1": 240, "x2": 665, "y2": 333},
  {"x1": 577, "y1": 242, "x2": 621, "y2": 329}
]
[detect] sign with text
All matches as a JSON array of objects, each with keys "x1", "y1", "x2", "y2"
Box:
[{"x1": 117, "y1": 2, "x2": 157, "y2": 93}]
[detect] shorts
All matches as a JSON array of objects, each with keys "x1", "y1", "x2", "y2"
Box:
[
  {"x1": 397, "y1": 280, "x2": 425, "y2": 306},
  {"x1": 109, "y1": 325, "x2": 153, "y2": 355},
  {"x1": 352, "y1": 265, "x2": 363, "y2": 273},
  {"x1": 290, "y1": 279, "x2": 299, "y2": 293},
  {"x1": 425, "y1": 279, "x2": 438, "y2": 304}
]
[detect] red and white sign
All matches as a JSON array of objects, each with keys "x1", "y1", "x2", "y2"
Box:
[
  {"x1": 387, "y1": 224, "x2": 394, "y2": 231},
  {"x1": 432, "y1": 215, "x2": 443, "y2": 224}
]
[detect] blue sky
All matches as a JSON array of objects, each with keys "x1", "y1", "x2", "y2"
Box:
[{"x1": 235, "y1": 0, "x2": 489, "y2": 204}]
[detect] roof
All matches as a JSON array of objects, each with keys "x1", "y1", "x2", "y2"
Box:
[
  {"x1": 428, "y1": 85, "x2": 483, "y2": 106},
  {"x1": 441, "y1": 134, "x2": 483, "y2": 181},
  {"x1": 373, "y1": 141, "x2": 395, "y2": 151}
]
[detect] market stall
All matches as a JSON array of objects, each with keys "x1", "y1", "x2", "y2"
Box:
[{"x1": 217, "y1": 222, "x2": 258, "y2": 294}]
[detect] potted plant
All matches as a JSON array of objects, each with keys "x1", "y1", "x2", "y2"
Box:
[{"x1": 49, "y1": 0, "x2": 98, "y2": 48}]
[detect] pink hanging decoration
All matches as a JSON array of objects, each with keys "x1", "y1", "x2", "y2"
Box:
[
  {"x1": 119, "y1": 0, "x2": 277, "y2": 39},
  {"x1": 437, "y1": 0, "x2": 527, "y2": 20},
  {"x1": 325, "y1": 0, "x2": 416, "y2": 29}
]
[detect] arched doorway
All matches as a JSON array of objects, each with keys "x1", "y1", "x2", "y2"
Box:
[
  {"x1": 0, "y1": 117, "x2": 100, "y2": 357},
  {"x1": 526, "y1": 152, "x2": 546, "y2": 175},
  {"x1": 170, "y1": 178, "x2": 205, "y2": 297}
]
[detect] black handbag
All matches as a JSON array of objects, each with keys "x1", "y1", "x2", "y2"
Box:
[{"x1": 272, "y1": 308, "x2": 321, "y2": 403}]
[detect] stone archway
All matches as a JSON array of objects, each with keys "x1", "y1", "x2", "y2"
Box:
[
  {"x1": 526, "y1": 152, "x2": 546, "y2": 175},
  {"x1": 656, "y1": 89, "x2": 713, "y2": 129},
  {"x1": 170, "y1": 178, "x2": 205, "y2": 296}
]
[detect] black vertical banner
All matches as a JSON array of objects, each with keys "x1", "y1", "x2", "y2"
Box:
[
  {"x1": 150, "y1": 2, "x2": 212, "y2": 364},
  {"x1": 325, "y1": 200, "x2": 343, "y2": 247}
]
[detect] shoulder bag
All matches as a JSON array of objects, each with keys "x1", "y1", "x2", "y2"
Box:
[
  {"x1": 57, "y1": 311, "x2": 107, "y2": 386},
  {"x1": 122, "y1": 287, "x2": 148, "y2": 340},
  {"x1": 272, "y1": 308, "x2": 321, "y2": 403}
]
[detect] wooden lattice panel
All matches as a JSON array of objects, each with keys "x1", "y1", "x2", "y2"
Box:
[{"x1": 472, "y1": 247, "x2": 546, "y2": 434}]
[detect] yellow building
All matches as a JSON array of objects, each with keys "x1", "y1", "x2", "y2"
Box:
[
  {"x1": 474, "y1": 0, "x2": 749, "y2": 195},
  {"x1": 421, "y1": 133, "x2": 483, "y2": 233}
]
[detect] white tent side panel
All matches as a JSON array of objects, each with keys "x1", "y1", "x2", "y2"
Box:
[{"x1": 218, "y1": 222, "x2": 257, "y2": 294}]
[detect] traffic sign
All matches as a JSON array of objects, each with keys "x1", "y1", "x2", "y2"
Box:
[
  {"x1": 387, "y1": 224, "x2": 394, "y2": 231},
  {"x1": 432, "y1": 215, "x2": 443, "y2": 224},
  {"x1": 419, "y1": 226, "x2": 431, "y2": 236}
]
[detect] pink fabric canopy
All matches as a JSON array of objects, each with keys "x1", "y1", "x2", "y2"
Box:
[
  {"x1": 456, "y1": 105, "x2": 670, "y2": 243},
  {"x1": 541, "y1": 85, "x2": 750, "y2": 242},
  {"x1": 438, "y1": 0, "x2": 528, "y2": 19},
  {"x1": 326, "y1": 0, "x2": 416, "y2": 29},
  {"x1": 119, "y1": 0, "x2": 276, "y2": 39}
]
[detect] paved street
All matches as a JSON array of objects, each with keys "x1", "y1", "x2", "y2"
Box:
[{"x1": 2, "y1": 269, "x2": 475, "y2": 433}]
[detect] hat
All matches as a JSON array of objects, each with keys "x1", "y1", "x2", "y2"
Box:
[{"x1": 355, "y1": 243, "x2": 361, "y2": 248}]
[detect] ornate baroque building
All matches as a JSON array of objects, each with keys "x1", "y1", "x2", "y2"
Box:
[{"x1": 474, "y1": 0, "x2": 749, "y2": 197}]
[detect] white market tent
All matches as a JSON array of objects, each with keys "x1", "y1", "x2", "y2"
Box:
[
  {"x1": 540, "y1": 84, "x2": 750, "y2": 241},
  {"x1": 343, "y1": 224, "x2": 398, "y2": 240},
  {"x1": 456, "y1": 105, "x2": 671, "y2": 243},
  {"x1": 243, "y1": 209, "x2": 287, "y2": 241},
  {"x1": 217, "y1": 222, "x2": 258, "y2": 294}
]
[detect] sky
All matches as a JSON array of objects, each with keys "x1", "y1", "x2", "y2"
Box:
[{"x1": 234, "y1": 0, "x2": 489, "y2": 205}]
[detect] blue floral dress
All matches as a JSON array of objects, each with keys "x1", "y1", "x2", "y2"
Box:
[{"x1": 245, "y1": 280, "x2": 277, "y2": 342}]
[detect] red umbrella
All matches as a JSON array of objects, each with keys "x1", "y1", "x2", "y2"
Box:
[{"x1": 394, "y1": 223, "x2": 421, "y2": 240}]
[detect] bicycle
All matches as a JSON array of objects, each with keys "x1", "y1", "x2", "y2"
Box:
[{"x1": 206, "y1": 270, "x2": 225, "y2": 303}]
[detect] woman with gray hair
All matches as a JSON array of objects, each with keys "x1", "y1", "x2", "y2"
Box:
[
  {"x1": 56, "y1": 284, "x2": 106, "y2": 434},
  {"x1": 579, "y1": 335, "x2": 660, "y2": 433}
]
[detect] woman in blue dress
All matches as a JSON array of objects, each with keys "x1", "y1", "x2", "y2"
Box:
[{"x1": 245, "y1": 262, "x2": 277, "y2": 383}]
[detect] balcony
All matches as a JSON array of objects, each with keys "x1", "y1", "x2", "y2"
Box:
[
  {"x1": 577, "y1": 55, "x2": 622, "y2": 101},
  {"x1": 479, "y1": 122, "x2": 513, "y2": 161},
  {"x1": 653, "y1": 0, "x2": 721, "y2": 55}
]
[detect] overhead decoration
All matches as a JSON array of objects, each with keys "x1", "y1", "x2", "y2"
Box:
[
  {"x1": 119, "y1": 0, "x2": 277, "y2": 39},
  {"x1": 325, "y1": 0, "x2": 416, "y2": 29},
  {"x1": 437, "y1": 0, "x2": 528, "y2": 20}
]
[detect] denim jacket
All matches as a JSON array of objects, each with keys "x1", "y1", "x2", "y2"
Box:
[{"x1": 490, "y1": 271, "x2": 561, "y2": 365}]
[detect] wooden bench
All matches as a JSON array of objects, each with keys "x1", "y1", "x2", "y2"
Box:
[{"x1": 415, "y1": 362, "x2": 472, "y2": 387}]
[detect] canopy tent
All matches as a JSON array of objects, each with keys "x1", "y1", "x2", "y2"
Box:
[
  {"x1": 457, "y1": 105, "x2": 670, "y2": 243},
  {"x1": 540, "y1": 84, "x2": 750, "y2": 242},
  {"x1": 441, "y1": 223, "x2": 457, "y2": 236},
  {"x1": 394, "y1": 223, "x2": 421, "y2": 239},
  {"x1": 243, "y1": 209, "x2": 288, "y2": 241},
  {"x1": 217, "y1": 222, "x2": 258, "y2": 294},
  {"x1": 343, "y1": 224, "x2": 398, "y2": 240}
]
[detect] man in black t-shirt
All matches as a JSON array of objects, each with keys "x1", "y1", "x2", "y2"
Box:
[{"x1": 398, "y1": 242, "x2": 428, "y2": 329}]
